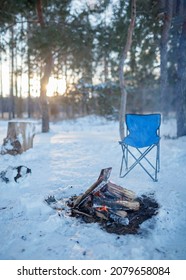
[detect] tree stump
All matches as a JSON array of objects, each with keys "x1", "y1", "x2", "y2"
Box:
[{"x1": 1, "y1": 121, "x2": 35, "y2": 155}]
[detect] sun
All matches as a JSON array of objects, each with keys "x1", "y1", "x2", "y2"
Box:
[
  {"x1": 0, "y1": 62, "x2": 66, "y2": 98},
  {"x1": 46, "y1": 77, "x2": 66, "y2": 97}
]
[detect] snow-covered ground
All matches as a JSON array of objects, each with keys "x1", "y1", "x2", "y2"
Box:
[{"x1": 0, "y1": 115, "x2": 186, "y2": 260}]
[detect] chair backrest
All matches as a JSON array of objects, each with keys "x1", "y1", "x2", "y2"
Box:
[{"x1": 125, "y1": 114, "x2": 161, "y2": 147}]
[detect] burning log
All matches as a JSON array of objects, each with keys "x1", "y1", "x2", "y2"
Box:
[
  {"x1": 73, "y1": 168, "x2": 112, "y2": 208},
  {"x1": 72, "y1": 209, "x2": 93, "y2": 218},
  {"x1": 115, "y1": 200, "x2": 140, "y2": 211},
  {"x1": 115, "y1": 210, "x2": 128, "y2": 218},
  {"x1": 106, "y1": 182, "x2": 136, "y2": 201}
]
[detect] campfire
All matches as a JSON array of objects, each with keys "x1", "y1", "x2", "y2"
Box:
[{"x1": 45, "y1": 168, "x2": 159, "y2": 235}]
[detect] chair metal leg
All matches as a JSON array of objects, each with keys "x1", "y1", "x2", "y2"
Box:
[
  {"x1": 123, "y1": 145, "x2": 128, "y2": 170},
  {"x1": 136, "y1": 148, "x2": 156, "y2": 170},
  {"x1": 119, "y1": 153, "x2": 124, "y2": 177},
  {"x1": 119, "y1": 144, "x2": 159, "y2": 181},
  {"x1": 157, "y1": 142, "x2": 160, "y2": 172},
  {"x1": 154, "y1": 143, "x2": 160, "y2": 181}
]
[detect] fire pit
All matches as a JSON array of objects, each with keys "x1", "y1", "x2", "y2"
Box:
[{"x1": 45, "y1": 168, "x2": 159, "y2": 235}]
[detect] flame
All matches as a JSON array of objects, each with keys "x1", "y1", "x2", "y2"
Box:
[{"x1": 96, "y1": 205, "x2": 108, "y2": 212}]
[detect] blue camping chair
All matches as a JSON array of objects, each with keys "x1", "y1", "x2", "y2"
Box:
[{"x1": 119, "y1": 114, "x2": 161, "y2": 181}]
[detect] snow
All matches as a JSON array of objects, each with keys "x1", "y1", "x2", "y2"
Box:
[{"x1": 0, "y1": 115, "x2": 186, "y2": 260}]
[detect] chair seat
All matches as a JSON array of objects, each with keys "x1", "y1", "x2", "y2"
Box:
[{"x1": 120, "y1": 134, "x2": 160, "y2": 148}]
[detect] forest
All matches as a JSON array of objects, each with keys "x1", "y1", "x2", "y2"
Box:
[{"x1": 0, "y1": 0, "x2": 186, "y2": 137}]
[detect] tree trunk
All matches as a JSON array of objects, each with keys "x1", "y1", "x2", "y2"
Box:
[
  {"x1": 27, "y1": 20, "x2": 32, "y2": 119},
  {"x1": 9, "y1": 26, "x2": 15, "y2": 120},
  {"x1": 119, "y1": 0, "x2": 136, "y2": 140},
  {"x1": 159, "y1": 0, "x2": 173, "y2": 117},
  {"x1": 104, "y1": 52, "x2": 109, "y2": 82},
  {"x1": 0, "y1": 40, "x2": 4, "y2": 119},
  {"x1": 40, "y1": 53, "x2": 53, "y2": 132},
  {"x1": 36, "y1": 0, "x2": 53, "y2": 132},
  {"x1": 176, "y1": 20, "x2": 186, "y2": 137}
]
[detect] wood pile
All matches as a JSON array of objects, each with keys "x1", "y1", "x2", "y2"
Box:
[
  {"x1": 46, "y1": 168, "x2": 159, "y2": 235},
  {"x1": 68, "y1": 168, "x2": 140, "y2": 226}
]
